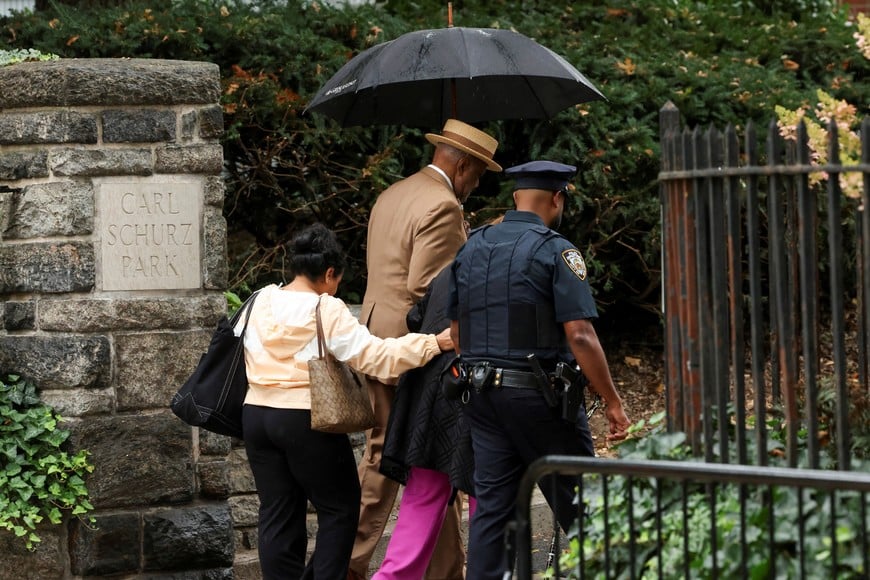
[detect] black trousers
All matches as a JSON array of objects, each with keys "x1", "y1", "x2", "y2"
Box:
[
  {"x1": 243, "y1": 405, "x2": 361, "y2": 580},
  {"x1": 465, "y1": 387, "x2": 594, "y2": 580}
]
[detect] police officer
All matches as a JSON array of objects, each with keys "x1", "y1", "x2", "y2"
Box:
[{"x1": 447, "y1": 160, "x2": 631, "y2": 580}]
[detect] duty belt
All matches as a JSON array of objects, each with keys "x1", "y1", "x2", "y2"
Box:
[{"x1": 492, "y1": 368, "x2": 541, "y2": 389}]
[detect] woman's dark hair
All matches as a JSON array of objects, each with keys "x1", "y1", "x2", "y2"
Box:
[{"x1": 289, "y1": 223, "x2": 347, "y2": 280}]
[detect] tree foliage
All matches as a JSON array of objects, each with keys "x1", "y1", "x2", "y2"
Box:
[{"x1": 1, "y1": 0, "x2": 866, "y2": 313}]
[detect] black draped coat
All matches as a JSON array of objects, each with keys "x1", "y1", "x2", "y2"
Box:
[{"x1": 379, "y1": 267, "x2": 475, "y2": 495}]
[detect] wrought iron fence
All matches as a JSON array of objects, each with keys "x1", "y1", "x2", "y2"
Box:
[
  {"x1": 658, "y1": 102, "x2": 870, "y2": 470},
  {"x1": 510, "y1": 455, "x2": 870, "y2": 580}
]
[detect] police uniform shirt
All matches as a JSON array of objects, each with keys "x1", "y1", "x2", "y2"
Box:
[{"x1": 447, "y1": 210, "x2": 598, "y2": 361}]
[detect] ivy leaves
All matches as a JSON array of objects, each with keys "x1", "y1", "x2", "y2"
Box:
[
  {"x1": 0, "y1": 374, "x2": 94, "y2": 550},
  {"x1": 0, "y1": 49, "x2": 59, "y2": 67}
]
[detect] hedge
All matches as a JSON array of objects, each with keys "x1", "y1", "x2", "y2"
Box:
[{"x1": 2, "y1": 0, "x2": 866, "y2": 315}]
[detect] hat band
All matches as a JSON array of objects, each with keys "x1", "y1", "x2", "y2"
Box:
[{"x1": 441, "y1": 130, "x2": 494, "y2": 160}]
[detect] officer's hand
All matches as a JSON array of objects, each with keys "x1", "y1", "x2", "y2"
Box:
[
  {"x1": 435, "y1": 328, "x2": 454, "y2": 352},
  {"x1": 604, "y1": 403, "x2": 631, "y2": 442}
]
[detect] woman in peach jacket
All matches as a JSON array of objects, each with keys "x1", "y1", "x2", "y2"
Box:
[{"x1": 239, "y1": 223, "x2": 452, "y2": 580}]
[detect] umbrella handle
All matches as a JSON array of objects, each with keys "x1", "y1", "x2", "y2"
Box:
[
  {"x1": 446, "y1": 2, "x2": 456, "y2": 118},
  {"x1": 448, "y1": 2, "x2": 457, "y2": 119}
]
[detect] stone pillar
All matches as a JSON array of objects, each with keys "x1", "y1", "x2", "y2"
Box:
[{"x1": 0, "y1": 59, "x2": 251, "y2": 578}]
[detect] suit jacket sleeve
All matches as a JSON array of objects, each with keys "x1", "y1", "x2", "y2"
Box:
[{"x1": 407, "y1": 200, "x2": 465, "y2": 300}]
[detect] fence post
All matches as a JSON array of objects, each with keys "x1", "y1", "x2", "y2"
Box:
[
  {"x1": 659, "y1": 101, "x2": 680, "y2": 142},
  {"x1": 659, "y1": 101, "x2": 682, "y2": 434},
  {"x1": 862, "y1": 118, "x2": 870, "y2": 393},
  {"x1": 826, "y1": 121, "x2": 850, "y2": 471}
]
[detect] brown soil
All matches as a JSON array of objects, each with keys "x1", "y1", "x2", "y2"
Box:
[
  {"x1": 590, "y1": 327, "x2": 667, "y2": 458},
  {"x1": 588, "y1": 310, "x2": 868, "y2": 460}
]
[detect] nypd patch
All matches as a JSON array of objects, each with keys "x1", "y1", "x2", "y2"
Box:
[{"x1": 562, "y1": 249, "x2": 587, "y2": 280}]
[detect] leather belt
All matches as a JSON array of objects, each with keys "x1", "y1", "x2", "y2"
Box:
[{"x1": 492, "y1": 368, "x2": 540, "y2": 389}]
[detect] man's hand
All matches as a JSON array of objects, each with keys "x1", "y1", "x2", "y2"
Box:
[
  {"x1": 604, "y1": 402, "x2": 631, "y2": 442},
  {"x1": 563, "y1": 318, "x2": 629, "y2": 441}
]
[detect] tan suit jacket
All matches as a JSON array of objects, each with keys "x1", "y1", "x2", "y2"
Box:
[
  {"x1": 352, "y1": 165, "x2": 468, "y2": 577},
  {"x1": 360, "y1": 166, "x2": 467, "y2": 340}
]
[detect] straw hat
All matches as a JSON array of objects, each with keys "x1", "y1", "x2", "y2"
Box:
[{"x1": 425, "y1": 119, "x2": 502, "y2": 172}]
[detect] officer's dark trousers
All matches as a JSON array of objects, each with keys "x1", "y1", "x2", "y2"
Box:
[
  {"x1": 243, "y1": 405, "x2": 361, "y2": 580},
  {"x1": 465, "y1": 388, "x2": 594, "y2": 580}
]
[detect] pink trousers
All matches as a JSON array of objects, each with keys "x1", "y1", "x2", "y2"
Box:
[{"x1": 373, "y1": 467, "x2": 476, "y2": 580}]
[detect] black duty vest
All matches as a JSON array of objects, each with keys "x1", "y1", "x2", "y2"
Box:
[{"x1": 456, "y1": 223, "x2": 566, "y2": 366}]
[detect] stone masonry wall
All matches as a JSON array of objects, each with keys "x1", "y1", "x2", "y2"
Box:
[{"x1": 0, "y1": 59, "x2": 261, "y2": 579}]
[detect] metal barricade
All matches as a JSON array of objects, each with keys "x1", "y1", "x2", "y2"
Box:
[{"x1": 509, "y1": 455, "x2": 870, "y2": 579}]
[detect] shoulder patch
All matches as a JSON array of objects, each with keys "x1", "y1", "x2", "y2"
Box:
[{"x1": 561, "y1": 249, "x2": 587, "y2": 280}]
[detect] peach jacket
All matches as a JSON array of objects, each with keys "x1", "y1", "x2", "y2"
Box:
[{"x1": 238, "y1": 284, "x2": 441, "y2": 410}]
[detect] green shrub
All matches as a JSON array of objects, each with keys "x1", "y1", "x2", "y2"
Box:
[
  {"x1": 1, "y1": 0, "x2": 866, "y2": 313},
  {"x1": 0, "y1": 374, "x2": 94, "y2": 550}
]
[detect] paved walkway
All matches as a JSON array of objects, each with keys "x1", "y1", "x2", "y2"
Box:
[{"x1": 234, "y1": 486, "x2": 558, "y2": 578}]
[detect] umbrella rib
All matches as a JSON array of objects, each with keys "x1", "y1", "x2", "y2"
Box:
[{"x1": 524, "y1": 77, "x2": 549, "y2": 119}]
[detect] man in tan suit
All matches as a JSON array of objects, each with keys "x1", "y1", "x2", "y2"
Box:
[{"x1": 349, "y1": 119, "x2": 501, "y2": 579}]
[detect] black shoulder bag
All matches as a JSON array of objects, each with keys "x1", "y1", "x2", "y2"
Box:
[{"x1": 170, "y1": 292, "x2": 259, "y2": 438}]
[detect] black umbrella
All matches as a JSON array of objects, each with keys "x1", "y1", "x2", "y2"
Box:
[{"x1": 305, "y1": 26, "x2": 605, "y2": 128}]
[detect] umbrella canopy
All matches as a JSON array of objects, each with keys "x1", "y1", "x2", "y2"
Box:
[{"x1": 305, "y1": 26, "x2": 605, "y2": 128}]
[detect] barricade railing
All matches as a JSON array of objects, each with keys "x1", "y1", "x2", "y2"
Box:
[{"x1": 509, "y1": 455, "x2": 870, "y2": 579}]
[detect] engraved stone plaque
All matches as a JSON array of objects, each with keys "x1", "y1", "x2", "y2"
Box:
[{"x1": 99, "y1": 181, "x2": 201, "y2": 291}]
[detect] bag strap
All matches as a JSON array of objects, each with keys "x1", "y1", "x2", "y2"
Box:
[
  {"x1": 241, "y1": 292, "x2": 258, "y2": 336},
  {"x1": 315, "y1": 296, "x2": 326, "y2": 358},
  {"x1": 231, "y1": 290, "x2": 260, "y2": 337}
]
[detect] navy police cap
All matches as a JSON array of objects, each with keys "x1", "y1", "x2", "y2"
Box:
[{"x1": 504, "y1": 160, "x2": 577, "y2": 191}]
